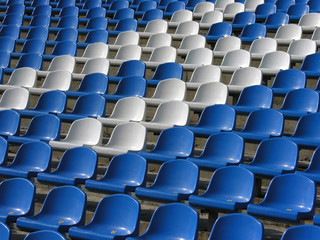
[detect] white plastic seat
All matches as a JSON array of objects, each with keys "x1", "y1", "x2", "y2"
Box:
[
  {"x1": 75, "y1": 43, "x2": 109, "y2": 63},
  {"x1": 171, "y1": 21, "x2": 199, "y2": 40},
  {"x1": 287, "y1": 39, "x2": 317, "y2": 62},
  {"x1": 177, "y1": 34, "x2": 206, "y2": 56},
  {"x1": 72, "y1": 58, "x2": 109, "y2": 80},
  {"x1": 200, "y1": 10, "x2": 223, "y2": 29},
  {"x1": 49, "y1": 118, "x2": 103, "y2": 150},
  {"x1": 274, "y1": 24, "x2": 302, "y2": 45},
  {"x1": 249, "y1": 38, "x2": 277, "y2": 60},
  {"x1": 92, "y1": 122, "x2": 147, "y2": 156},
  {"x1": 219, "y1": 49, "x2": 251, "y2": 73},
  {"x1": 142, "y1": 33, "x2": 172, "y2": 53},
  {"x1": 244, "y1": 0, "x2": 264, "y2": 12},
  {"x1": 214, "y1": 0, "x2": 234, "y2": 12},
  {"x1": 108, "y1": 31, "x2": 140, "y2": 51},
  {"x1": 184, "y1": 82, "x2": 228, "y2": 111},
  {"x1": 299, "y1": 13, "x2": 320, "y2": 33},
  {"x1": 108, "y1": 45, "x2": 142, "y2": 66},
  {"x1": 29, "y1": 71, "x2": 72, "y2": 95},
  {"x1": 38, "y1": 55, "x2": 75, "y2": 77},
  {"x1": 0, "y1": 87, "x2": 29, "y2": 110},
  {"x1": 181, "y1": 47, "x2": 213, "y2": 71},
  {"x1": 193, "y1": 2, "x2": 215, "y2": 19},
  {"x1": 186, "y1": 65, "x2": 221, "y2": 90},
  {"x1": 98, "y1": 97, "x2": 146, "y2": 127},
  {"x1": 145, "y1": 46, "x2": 176, "y2": 68},
  {"x1": 139, "y1": 19, "x2": 168, "y2": 38},
  {"x1": 228, "y1": 67, "x2": 262, "y2": 94},
  {"x1": 213, "y1": 36, "x2": 242, "y2": 57},
  {"x1": 0, "y1": 67, "x2": 37, "y2": 91},
  {"x1": 168, "y1": 10, "x2": 193, "y2": 28},
  {"x1": 143, "y1": 78, "x2": 186, "y2": 106},
  {"x1": 223, "y1": 2, "x2": 244, "y2": 20},
  {"x1": 139, "y1": 100, "x2": 190, "y2": 132},
  {"x1": 311, "y1": 27, "x2": 320, "y2": 46},
  {"x1": 258, "y1": 51, "x2": 291, "y2": 75}
]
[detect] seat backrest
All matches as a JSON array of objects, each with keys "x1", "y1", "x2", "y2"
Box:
[
  {"x1": 184, "y1": 47, "x2": 212, "y2": 65},
  {"x1": 224, "y1": 2, "x2": 244, "y2": 16},
  {"x1": 189, "y1": 65, "x2": 221, "y2": 85},
  {"x1": 301, "y1": 53, "x2": 320, "y2": 72},
  {"x1": 141, "y1": 8, "x2": 163, "y2": 22},
  {"x1": 175, "y1": 20, "x2": 199, "y2": 35},
  {"x1": 144, "y1": 19, "x2": 168, "y2": 34},
  {"x1": 16, "y1": 53, "x2": 42, "y2": 70},
  {"x1": 209, "y1": 213, "x2": 263, "y2": 240},
  {"x1": 76, "y1": 73, "x2": 109, "y2": 94},
  {"x1": 207, "y1": 22, "x2": 232, "y2": 38},
  {"x1": 0, "y1": 222, "x2": 10, "y2": 240},
  {"x1": 149, "y1": 46, "x2": 176, "y2": 63},
  {"x1": 33, "y1": 90, "x2": 67, "y2": 114},
  {"x1": 259, "y1": 51, "x2": 290, "y2": 70},
  {"x1": 114, "y1": 60, "x2": 145, "y2": 78},
  {"x1": 64, "y1": 118, "x2": 102, "y2": 145},
  {"x1": 235, "y1": 85, "x2": 273, "y2": 108},
  {"x1": 7, "y1": 67, "x2": 37, "y2": 87},
  {"x1": 213, "y1": 36, "x2": 241, "y2": 53},
  {"x1": 200, "y1": 10, "x2": 223, "y2": 24},
  {"x1": 151, "y1": 62, "x2": 183, "y2": 80},
  {"x1": 214, "y1": 0, "x2": 233, "y2": 9},
  {"x1": 291, "y1": 113, "x2": 320, "y2": 139},
  {"x1": 245, "y1": 0, "x2": 263, "y2": 11},
  {"x1": 299, "y1": 13, "x2": 320, "y2": 27},
  {"x1": 71, "y1": 93, "x2": 105, "y2": 117},
  {"x1": 113, "y1": 76, "x2": 146, "y2": 97},
  {"x1": 0, "y1": 36, "x2": 15, "y2": 52},
  {"x1": 0, "y1": 87, "x2": 29, "y2": 110},
  {"x1": 151, "y1": 79, "x2": 186, "y2": 101},
  {"x1": 271, "y1": 69, "x2": 306, "y2": 90},
  {"x1": 112, "y1": 7, "x2": 134, "y2": 20},
  {"x1": 179, "y1": 34, "x2": 205, "y2": 51},
  {"x1": 146, "y1": 33, "x2": 171, "y2": 48},
  {"x1": 192, "y1": 82, "x2": 228, "y2": 105},
  {"x1": 85, "y1": 16, "x2": 108, "y2": 30},
  {"x1": 221, "y1": 49, "x2": 251, "y2": 68},
  {"x1": 115, "y1": 44, "x2": 141, "y2": 61},
  {"x1": 170, "y1": 9, "x2": 193, "y2": 23},
  {"x1": 23, "y1": 114, "x2": 60, "y2": 141},
  {"x1": 83, "y1": 29, "x2": 108, "y2": 44},
  {"x1": 105, "y1": 122, "x2": 146, "y2": 151},
  {"x1": 113, "y1": 18, "x2": 137, "y2": 32},
  {"x1": 108, "y1": 97, "x2": 146, "y2": 121},
  {"x1": 229, "y1": 67, "x2": 262, "y2": 87},
  {"x1": 240, "y1": 23, "x2": 266, "y2": 39},
  {"x1": 28, "y1": 14, "x2": 50, "y2": 28},
  {"x1": 82, "y1": 42, "x2": 108, "y2": 59},
  {"x1": 0, "y1": 109, "x2": 20, "y2": 136},
  {"x1": 281, "y1": 225, "x2": 320, "y2": 240},
  {"x1": 193, "y1": 2, "x2": 214, "y2": 14},
  {"x1": 165, "y1": 1, "x2": 185, "y2": 13},
  {"x1": 114, "y1": 30, "x2": 139, "y2": 46},
  {"x1": 287, "y1": 4, "x2": 309, "y2": 18},
  {"x1": 50, "y1": 41, "x2": 77, "y2": 56},
  {"x1": 265, "y1": 12, "x2": 289, "y2": 26},
  {"x1": 0, "y1": 26, "x2": 20, "y2": 40},
  {"x1": 47, "y1": 55, "x2": 75, "y2": 72},
  {"x1": 24, "y1": 27, "x2": 48, "y2": 42},
  {"x1": 287, "y1": 39, "x2": 317, "y2": 56},
  {"x1": 249, "y1": 38, "x2": 277, "y2": 55},
  {"x1": 275, "y1": 24, "x2": 302, "y2": 40},
  {"x1": 22, "y1": 37, "x2": 45, "y2": 54},
  {"x1": 41, "y1": 71, "x2": 72, "y2": 91},
  {"x1": 81, "y1": 58, "x2": 109, "y2": 75}
]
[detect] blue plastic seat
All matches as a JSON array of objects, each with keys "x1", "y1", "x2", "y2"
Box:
[
  {"x1": 0, "y1": 222, "x2": 10, "y2": 240},
  {"x1": 281, "y1": 225, "x2": 320, "y2": 240},
  {"x1": 78, "y1": 0, "x2": 101, "y2": 12},
  {"x1": 10, "y1": 39, "x2": 45, "y2": 58},
  {"x1": 277, "y1": 89, "x2": 319, "y2": 119},
  {"x1": 8, "y1": 114, "x2": 60, "y2": 144},
  {"x1": 205, "y1": 22, "x2": 232, "y2": 43},
  {"x1": 19, "y1": 91, "x2": 67, "y2": 118},
  {"x1": 37, "y1": 147, "x2": 97, "y2": 185},
  {"x1": 0, "y1": 51, "x2": 10, "y2": 69},
  {"x1": 0, "y1": 136, "x2": 8, "y2": 166},
  {"x1": 308, "y1": 0, "x2": 320, "y2": 13},
  {"x1": 231, "y1": 85, "x2": 273, "y2": 114},
  {"x1": 282, "y1": 113, "x2": 320, "y2": 148},
  {"x1": 147, "y1": 62, "x2": 183, "y2": 86},
  {"x1": 79, "y1": 7, "x2": 106, "y2": 23},
  {"x1": 46, "y1": 28, "x2": 78, "y2": 46},
  {"x1": 15, "y1": 27, "x2": 48, "y2": 44},
  {"x1": 247, "y1": 174, "x2": 316, "y2": 222},
  {"x1": 129, "y1": 0, "x2": 147, "y2": 9},
  {"x1": 85, "y1": 153, "x2": 147, "y2": 193},
  {"x1": 77, "y1": 29, "x2": 108, "y2": 48},
  {"x1": 135, "y1": 160, "x2": 199, "y2": 202},
  {"x1": 255, "y1": 3, "x2": 276, "y2": 21},
  {"x1": 232, "y1": 109, "x2": 284, "y2": 142},
  {"x1": 158, "y1": 0, "x2": 176, "y2": 10},
  {"x1": 208, "y1": 213, "x2": 263, "y2": 240},
  {"x1": 287, "y1": 4, "x2": 310, "y2": 22},
  {"x1": 265, "y1": 12, "x2": 289, "y2": 31},
  {"x1": 24, "y1": 5, "x2": 52, "y2": 18},
  {"x1": 189, "y1": 166, "x2": 254, "y2": 211},
  {"x1": 42, "y1": 41, "x2": 77, "y2": 60},
  {"x1": 127, "y1": 203, "x2": 198, "y2": 240},
  {"x1": 50, "y1": 6, "x2": 79, "y2": 21},
  {"x1": 240, "y1": 138, "x2": 298, "y2": 177},
  {"x1": 48, "y1": 16, "x2": 78, "y2": 32},
  {"x1": 300, "y1": 53, "x2": 320, "y2": 77},
  {"x1": 69, "y1": 194, "x2": 140, "y2": 240},
  {"x1": 20, "y1": 14, "x2": 50, "y2": 30},
  {"x1": 5, "y1": 53, "x2": 42, "y2": 74},
  {"x1": 0, "y1": 4, "x2": 24, "y2": 19},
  {"x1": 232, "y1": 11, "x2": 256, "y2": 31},
  {"x1": 276, "y1": 0, "x2": 294, "y2": 13},
  {"x1": 0, "y1": 25, "x2": 20, "y2": 40},
  {"x1": 0, "y1": 178, "x2": 35, "y2": 224},
  {"x1": 109, "y1": 7, "x2": 134, "y2": 25},
  {"x1": 109, "y1": 60, "x2": 146, "y2": 83},
  {"x1": 138, "y1": 9, "x2": 164, "y2": 26},
  {"x1": 57, "y1": 93, "x2": 106, "y2": 122},
  {"x1": 0, "y1": 109, "x2": 20, "y2": 138},
  {"x1": 1, "y1": 13, "x2": 23, "y2": 27},
  {"x1": 296, "y1": 146, "x2": 320, "y2": 183},
  {"x1": 0, "y1": 141, "x2": 51, "y2": 178},
  {"x1": 185, "y1": 105, "x2": 236, "y2": 137},
  {"x1": 187, "y1": 133, "x2": 244, "y2": 169},
  {"x1": 271, "y1": 69, "x2": 306, "y2": 95},
  {"x1": 138, "y1": 127, "x2": 194, "y2": 163},
  {"x1": 24, "y1": 230, "x2": 66, "y2": 240},
  {"x1": 135, "y1": 0, "x2": 157, "y2": 17},
  {"x1": 65, "y1": 73, "x2": 108, "y2": 98},
  {"x1": 78, "y1": 16, "x2": 108, "y2": 34},
  {"x1": 163, "y1": 1, "x2": 185, "y2": 17},
  {"x1": 239, "y1": 23, "x2": 267, "y2": 43},
  {"x1": 52, "y1": 0, "x2": 76, "y2": 12},
  {"x1": 103, "y1": 76, "x2": 146, "y2": 102},
  {"x1": 17, "y1": 185, "x2": 86, "y2": 232},
  {"x1": 106, "y1": 0, "x2": 129, "y2": 15},
  {"x1": 108, "y1": 18, "x2": 138, "y2": 36}
]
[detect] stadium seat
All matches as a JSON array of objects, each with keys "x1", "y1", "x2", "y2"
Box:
[
  {"x1": 177, "y1": 34, "x2": 205, "y2": 56},
  {"x1": 143, "y1": 33, "x2": 172, "y2": 53},
  {"x1": 49, "y1": 118, "x2": 102, "y2": 150},
  {"x1": 181, "y1": 47, "x2": 212, "y2": 70},
  {"x1": 108, "y1": 18, "x2": 138, "y2": 36},
  {"x1": 300, "y1": 52, "x2": 320, "y2": 77},
  {"x1": 24, "y1": 230, "x2": 66, "y2": 240},
  {"x1": 280, "y1": 225, "x2": 320, "y2": 240},
  {"x1": 287, "y1": 39, "x2": 317, "y2": 62},
  {"x1": 138, "y1": 9, "x2": 163, "y2": 26},
  {"x1": 16, "y1": 185, "x2": 86, "y2": 232},
  {"x1": 168, "y1": 9, "x2": 193, "y2": 27},
  {"x1": 135, "y1": 160, "x2": 199, "y2": 202},
  {"x1": 47, "y1": 16, "x2": 78, "y2": 32},
  {"x1": 76, "y1": 29, "x2": 108, "y2": 48},
  {"x1": 271, "y1": 69, "x2": 306, "y2": 95},
  {"x1": 308, "y1": 0, "x2": 320, "y2": 13},
  {"x1": 0, "y1": 222, "x2": 10, "y2": 240},
  {"x1": 85, "y1": 153, "x2": 147, "y2": 193},
  {"x1": 20, "y1": 14, "x2": 49, "y2": 30},
  {"x1": 37, "y1": 147, "x2": 98, "y2": 185},
  {"x1": 232, "y1": 109, "x2": 284, "y2": 142},
  {"x1": 208, "y1": 213, "x2": 263, "y2": 240},
  {"x1": 75, "y1": 42, "x2": 108, "y2": 63},
  {"x1": 77, "y1": 16, "x2": 108, "y2": 34},
  {"x1": 185, "y1": 105, "x2": 236, "y2": 137},
  {"x1": 147, "y1": 62, "x2": 183, "y2": 86},
  {"x1": 15, "y1": 27, "x2": 48, "y2": 44},
  {"x1": 298, "y1": 13, "x2": 320, "y2": 33},
  {"x1": 219, "y1": 49, "x2": 251, "y2": 74},
  {"x1": 186, "y1": 65, "x2": 221, "y2": 90},
  {"x1": 239, "y1": 23, "x2": 266, "y2": 43},
  {"x1": 109, "y1": 30, "x2": 140, "y2": 51},
  {"x1": 68, "y1": 194, "x2": 140, "y2": 240},
  {"x1": 171, "y1": 20, "x2": 199, "y2": 40},
  {"x1": 37, "y1": 55, "x2": 75, "y2": 77},
  {"x1": 205, "y1": 22, "x2": 232, "y2": 43},
  {"x1": 232, "y1": 11, "x2": 255, "y2": 32},
  {"x1": 187, "y1": 133, "x2": 244, "y2": 169},
  {"x1": 296, "y1": 146, "x2": 320, "y2": 183},
  {"x1": 109, "y1": 8, "x2": 134, "y2": 25},
  {"x1": 276, "y1": 0, "x2": 294, "y2": 12},
  {"x1": 287, "y1": 4, "x2": 310, "y2": 22},
  {"x1": 164, "y1": 1, "x2": 186, "y2": 17},
  {"x1": 0, "y1": 110, "x2": 20, "y2": 138},
  {"x1": 199, "y1": 10, "x2": 223, "y2": 29},
  {"x1": 108, "y1": 44, "x2": 141, "y2": 66},
  {"x1": 0, "y1": 141, "x2": 51, "y2": 178},
  {"x1": 108, "y1": 60, "x2": 145, "y2": 83},
  {"x1": 50, "y1": 6, "x2": 79, "y2": 21},
  {"x1": 5, "y1": 53, "x2": 42, "y2": 73},
  {"x1": 0, "y1": 87, "x2": 29, "y2": 111},
  {"x1": 264, "y1": 12, "x2": 289, "y2": 31},
  {"x1": 43, "y1": 28, "x2": 78, "y2": 46},
  {"x1": 245, "y1": 0, "x2": 263, "y2": 12},
  {"x1": 247, "y1": 174, "x2": 316, "y2": 222},
  {"x1": 42, "y1": 41, "x2": 77, "y2": 61},
  {"x1": 255, "y1": 3, "x2": 276, "y2": 21},
  {"x1": 138, "y1": 127, "x2": 194, "y2": 163},
  {"x1": 145, "y1": 46, "x2": 176, "y2": 68},
  {"x1": 212, "y1": 36, "x2": 241, "y2": 58},
  {"x1": 223, "y1": 2, "x2": 244, "y2": 20},
  {"x1": 0, "y1": 67, "x2": 37, "y2": 91},
  {"x1": 192, "y1": 2, "x2": 214, "y2": 18},
  {"x1": 214, "y1": 0, "x2": 233, "y2": 12},
  {"x1": 258, "y1": 51, "x2": 291, "y2": 76},
  {"x1": 274, "y1": 24, "x2": 302, "y2": 45},
  {"x1": 72, "y1": 58, "x2": 109, "y2": 80},
  {"x1": 106, "y1": 0, "x2": 129, "y2": 15},
  {"x1": 0, "y1": 36, "x2": 16, "y2": 52},
  {"x1": 139, "y1": 19, "x2": 168, "y2": 38}
]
